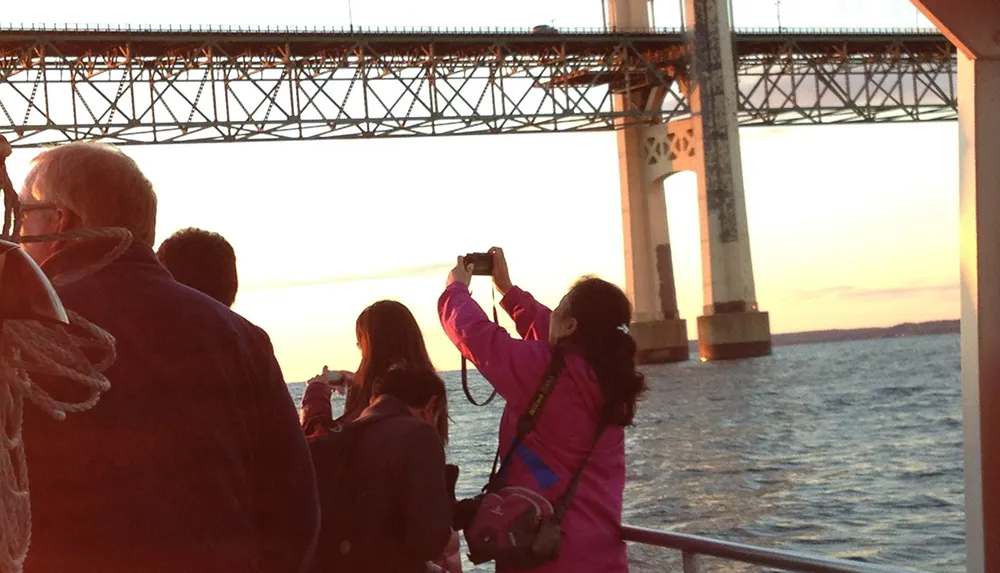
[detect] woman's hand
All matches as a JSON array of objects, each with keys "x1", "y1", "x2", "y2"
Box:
[
  {"x1": 446, "y1": 256, "x2": 473, "y2": 288},
  {"x1": 308, "y1": 366, "x2": 352, "y2": 395},
  {"x1": 489, "y1": 247, "x2": 513, "y2": 295}
]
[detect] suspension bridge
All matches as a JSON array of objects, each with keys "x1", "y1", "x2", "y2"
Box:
[
  {"x1": 1, "y1": 1, "x2": 999, "y2": 570},
  {"x1": 0, "y1": 25, "x2": 956, "y2": 146}
]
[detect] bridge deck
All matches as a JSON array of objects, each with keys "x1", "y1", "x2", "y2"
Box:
[
  {"x1": 0, "y1": 26, "x2": 951, "y2": 57},
  {"x1": 0, "y1": 27, "x2": 957, "y2": 146}
]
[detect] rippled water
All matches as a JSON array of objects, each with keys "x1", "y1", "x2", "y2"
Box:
[{"x1": 289, "y1": 334, "x2": 965, "y2": 572}]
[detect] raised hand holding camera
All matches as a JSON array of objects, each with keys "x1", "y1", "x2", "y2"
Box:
[
  {"x1": 307, "y1": 365, "x2": 351, "y2": 394},
  {"x1": 463, "y1": 252, "x2": 493, "y2": 275},
  {"x1": 446, "y1": 256, "x2": 474, "y2": 287},
  {"x1": 451, "y1": 250, "x2": 500, "y2": 407},
  {"x1": 488, "y1": 247, "x2": 513, "y2": 296}
]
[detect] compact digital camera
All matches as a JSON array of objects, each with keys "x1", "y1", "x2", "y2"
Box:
[{"x1": 464, "y1": 252, "x2": 493, "y2": 276}]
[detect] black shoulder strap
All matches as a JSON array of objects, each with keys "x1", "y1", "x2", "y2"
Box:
[
  {"x1": 484, "y1": 347, "x2": 565, "y2": 493},
  {"x1": 481, "y1": 344, "x2": 609, "y2": 524},
  {"x1": 552, "y1": 422, "x2": 606, "y2": 522}
]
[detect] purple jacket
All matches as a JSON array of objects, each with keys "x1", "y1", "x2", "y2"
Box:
[
  {"x1": 301, "y1": 380, "x2": 336, "y2": 437},
  {"x1": 22, "y1": 240, "x2": 319, "y2": 573},
  {"x1": 438, "y1": 283, "x2": 628, "y2": 573}
]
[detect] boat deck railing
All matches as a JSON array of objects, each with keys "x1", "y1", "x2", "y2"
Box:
[{"x1": 621, "y1": 525, "x2": 926, "y2": 573}]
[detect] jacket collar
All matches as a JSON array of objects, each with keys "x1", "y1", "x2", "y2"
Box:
[
  {"x1": 40, "y1": 236, "x2": 167, "y2": 283},
  {"x1": 357, "y1": 394, "x2": 415, "y2": 423}
]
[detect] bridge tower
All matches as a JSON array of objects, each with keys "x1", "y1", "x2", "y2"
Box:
[{"x1": 608, "y1": 0, "x2": 772, "y2": 362}]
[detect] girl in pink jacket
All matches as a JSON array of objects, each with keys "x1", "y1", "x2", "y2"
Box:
[{"x1": 438, "y1": 248, "x2": 647, "y2": 573}]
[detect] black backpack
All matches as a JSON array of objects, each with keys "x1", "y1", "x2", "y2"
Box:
[{"x1": 307, "y1": 414, "x2": 386, "y2": 573}]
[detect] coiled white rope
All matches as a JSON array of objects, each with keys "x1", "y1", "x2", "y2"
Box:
[{"x1": 0, "y1": 135, "x2": 128, "y2": 573}]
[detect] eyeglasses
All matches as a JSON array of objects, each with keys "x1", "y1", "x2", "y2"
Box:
[{"x1": 20, "y1": 201, "x2": 58, "y2": 214}]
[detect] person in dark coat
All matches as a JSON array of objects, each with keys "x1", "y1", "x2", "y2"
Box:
[
  {"x1": 300, "y1": 299, "x2": 463, "y2": 571},
  {"x1": 309, "y1": 362, "x2": 454, "y2": 573},
  {"x1": 156, "y1": 227, "x2": 240, "y2": 307},
  {"x1": 17, "y1": 142, "x2": 320, "y2": 573}
]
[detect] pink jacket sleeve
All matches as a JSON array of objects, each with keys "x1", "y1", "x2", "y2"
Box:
[
  {"x1": 438, "y1": 282, "x2": 550, "y2": 408},
  {"x1": 499, "y1": 286, "x2": 552, "y2": 342}
]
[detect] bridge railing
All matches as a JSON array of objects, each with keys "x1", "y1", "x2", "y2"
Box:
[
  {"x1": 621, "y1": 525, "x2": 926, "y2": 573},
  {"x1": 0, "y1": 22, "x2": 944, "y2": 36}
]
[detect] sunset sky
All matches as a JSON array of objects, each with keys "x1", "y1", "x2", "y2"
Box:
[{"x1": 3, "y1": 0, "x2": 958, "y2": 379}]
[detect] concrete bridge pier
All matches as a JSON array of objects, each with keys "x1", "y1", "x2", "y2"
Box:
[
  {"x1": 682, "y1": 0, "x2": 771, "y2": 360},
  {"x1": 611, "y1": 0, "x2": 690, "y2": 364},
  {"x1": 609, "y1": 0, "x2": 772, "y2": 362},
  {"x1": 617, "y1": 120, "x2": 691, "y2": 363}
]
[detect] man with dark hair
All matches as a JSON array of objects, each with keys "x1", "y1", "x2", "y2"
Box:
[{"x1": 157, "y1": 227, "x2": 239, "y2": 307}]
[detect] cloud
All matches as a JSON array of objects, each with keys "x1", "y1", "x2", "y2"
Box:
[
  {"x1": 242, "y1": 262, "x2": 454, "y2": 293},
  {"x1": 789, "y1": 283, "x2": 958, "y2": 301}
]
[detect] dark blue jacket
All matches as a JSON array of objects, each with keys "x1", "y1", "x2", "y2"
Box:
[{"x1": 21, "y1": 239, "x2": 319, "y2": 573}]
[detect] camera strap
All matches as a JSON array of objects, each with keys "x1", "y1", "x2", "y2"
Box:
[
  {"x1": 460, "y1": 285, "x2": 499, "y2": 407},
  {"x1": 483, "y1": 346, "x2": 565, "y2": 493},
  {"x1": 482, "y1": 346, "x2": 607, "y2": 524}
]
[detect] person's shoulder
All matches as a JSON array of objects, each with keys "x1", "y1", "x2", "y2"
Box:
[
  {"x1": 400, "y1": 418, "x2": 444, "y2": 452},
  {"x1": 220, "y1": 306, "x2": 272, "y2": 344},
  {"x1": 555, "y1": 350, "x2": 606, "y2": 407},
  {"x1": 373, "y1": 414, "x2": 441, "y2": 449},
  {"x1": 156, "y1": 279, "x2": 277, "y2": 358}
]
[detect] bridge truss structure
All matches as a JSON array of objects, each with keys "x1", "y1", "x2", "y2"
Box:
[{"x1": 0, "y1": 26, "x2": 957, "y2": 146}]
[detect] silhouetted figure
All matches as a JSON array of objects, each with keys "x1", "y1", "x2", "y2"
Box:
[
  {"x1": 157, "y1": 227, "x2": 239, "y2": 307},
  {"x1": 300, "y1": 299, "x2": 462, "y2": 572},
  {"x1": 18, "y1": 142, "x2": 319, "y2": 573},
  {"x1": 308, "y1": 362, "x2": 454, "y2": 573},
  {"x1": 303, "y1": 300, "x2": 446, "y2": 438}
]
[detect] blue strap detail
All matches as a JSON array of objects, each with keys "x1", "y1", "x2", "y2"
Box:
[
  {"x1": 496, "y1": 439, "x2": 560, "y2": 491},
  {"x1": 516, "y1": 443, "x2": 560, "y2": 490}
]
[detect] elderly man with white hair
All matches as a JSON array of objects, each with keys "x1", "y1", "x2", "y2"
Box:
[{"x1": 17, "y1": 142, "x2": 320, "y2": 573}]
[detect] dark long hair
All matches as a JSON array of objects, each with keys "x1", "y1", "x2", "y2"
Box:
[
  {"x1": 563, "y1": 277, "x2": 647, "y2": 426},
  {"x1": 371, "y1": 362, "x2": 449, "y2": 445},
  {"x1": 343, "y1": 300, "x2": 447, "y2": 439}
]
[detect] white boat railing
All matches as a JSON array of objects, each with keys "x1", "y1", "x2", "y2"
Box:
[{"x1": 621, "y1": 525, "x2": 927, "y2": 573}]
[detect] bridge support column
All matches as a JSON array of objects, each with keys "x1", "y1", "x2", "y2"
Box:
[
  {"x1": 610, "y1": 0, "x2": 689, "y2": 364},
  {"x1": 683, "y1": 0, "x2": 771, "y2": 361},
  {"x1": 617, "y1": 122, "x2": 690, "y2": 364},
  {"x1": 610, "y1": 0, "x2": 772, "y2": 363}
]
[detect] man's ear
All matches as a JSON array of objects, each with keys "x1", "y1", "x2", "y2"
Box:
[{"x1": 54, "y1": 206, "x2": 77, "y2": 234}]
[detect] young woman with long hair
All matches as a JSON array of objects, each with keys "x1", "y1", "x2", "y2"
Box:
[
  {"x1": 301, "y1": 300, "x2": 446, "y2": 440},
  {"x1": 299, "y1": 300, "x2": 461, "y2": 573}
]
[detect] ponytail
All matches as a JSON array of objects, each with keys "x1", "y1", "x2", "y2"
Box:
[{"x1": 564, "y1": 277, "x2": 647, "y2": 426}]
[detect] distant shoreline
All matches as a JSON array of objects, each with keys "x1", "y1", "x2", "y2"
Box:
[{"x1": 687, "y1": 319, "x2": 959, "y2": 351}]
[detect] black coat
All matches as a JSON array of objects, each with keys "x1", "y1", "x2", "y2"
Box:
[
  {"x1": 22, "y1": 240, "x2": 320, "y2": 573},
  {"x1": 312, "y1": 395, "x2": 453, "y2": 573}
]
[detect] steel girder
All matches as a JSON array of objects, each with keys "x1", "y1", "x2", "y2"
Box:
[
  {"x1": 0, "y1": 28, "x2": 956, "y2": 146},
  {"x1": 733, "y1": 32, "x2": 957, "y2": 125}
]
